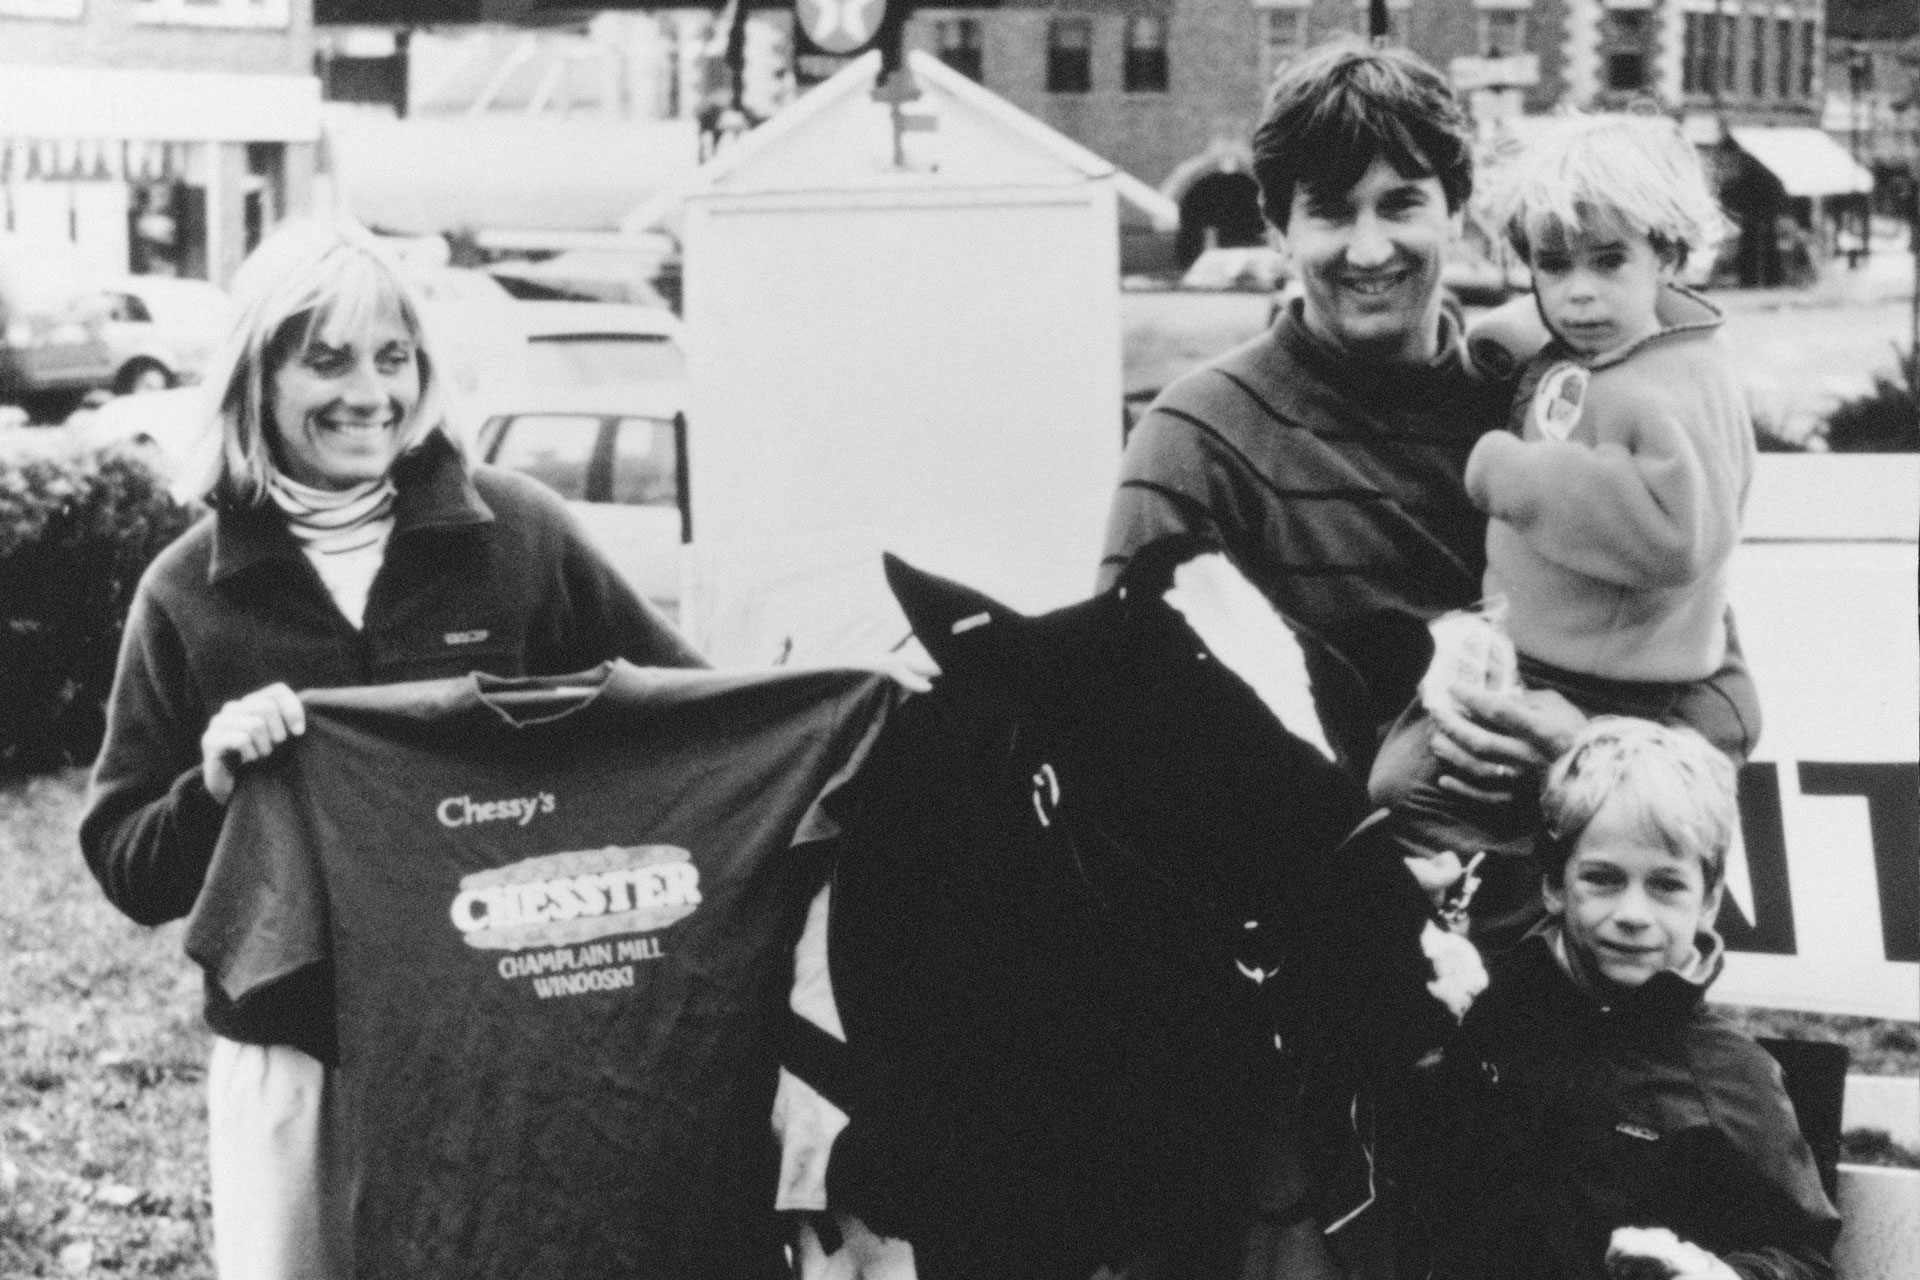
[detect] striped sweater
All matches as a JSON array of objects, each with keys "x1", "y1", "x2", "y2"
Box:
[{"x1": 1098, "y1": 300, "x2": 1509, "y2": 774}]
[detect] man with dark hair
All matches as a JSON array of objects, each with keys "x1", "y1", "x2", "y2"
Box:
[
  {"x1": 1249, "y1": 41, "x2": 1476, "y2": 254},
  {"x1": 1102, "y1": 39, "x2": 1524, "y2": 784},
  {"x1": 1100, "y1": 37, "x2": 1570, "y2": 1280}
]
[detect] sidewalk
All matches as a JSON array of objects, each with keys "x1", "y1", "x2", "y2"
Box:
[{"x1": 1711, "y1": 244, "x2": 1917, "y2": 314}]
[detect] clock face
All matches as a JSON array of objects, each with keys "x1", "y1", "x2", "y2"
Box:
[{"x1": 797, "y1": 0, "x2": 887, "y2": 55}]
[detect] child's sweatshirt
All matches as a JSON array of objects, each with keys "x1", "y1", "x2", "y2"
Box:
[{"x1": 1465, "y1": 287, "x2": 1754, "y2": 682}]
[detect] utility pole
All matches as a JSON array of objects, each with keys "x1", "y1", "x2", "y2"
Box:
[{"x1": 1848, "y1": 44, "x2": 1872, "y2": 265}]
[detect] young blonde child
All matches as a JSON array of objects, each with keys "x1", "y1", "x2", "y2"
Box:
[
  {"x1": 1396, "y1": 717, "x2": 1839, "y2": 1280},
  {"x1": 1370, "y1": 114, "x2": 1760, "y2": 944}
]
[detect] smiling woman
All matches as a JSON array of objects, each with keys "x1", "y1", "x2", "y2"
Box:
[
  {"x1": 265, "y1": 311, "x2": 421, "y2": 490},
  {"x1": 76, "y1": 215, "x2": 705, "y2": 1278}
]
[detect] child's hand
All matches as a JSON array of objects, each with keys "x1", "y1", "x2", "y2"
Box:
[
  {"x1": 1419, "y1": 605, "x2": 1520, "y2": 722},
  {"x1": 1606, "y1": 1226, "x2": 1740, "y2": 1280}
]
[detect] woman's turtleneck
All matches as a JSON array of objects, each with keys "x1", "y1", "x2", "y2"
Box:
[{"x1": 265, "y1": 471, "x2": 396, "y2": 630}]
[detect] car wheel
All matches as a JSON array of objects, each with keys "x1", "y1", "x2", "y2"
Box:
[{"x1": 116, "y1": 359, "x2": 173, "y2": 396}]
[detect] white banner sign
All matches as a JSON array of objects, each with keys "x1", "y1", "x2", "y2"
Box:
[{"x1": 1713, "y1": 458, "x2": 1919, "y2": 1021}]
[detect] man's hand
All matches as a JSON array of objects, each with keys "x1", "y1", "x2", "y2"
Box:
[
  {"x1": 201, "y1": 683, "x2": 305, "y2": 806},
  {"x1": 1430, "y1": 684, "x2": 1588, "y2": 803}
]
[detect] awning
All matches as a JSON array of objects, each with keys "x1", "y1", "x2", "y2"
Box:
[
  {"x1": 325, "y1": 111, "x2": 700, "y2": 235},
  {"x1": 1726, "y1": 126, "x2": 1874, "y2": 198},
  {"x1": 0, "y1": 64, "x2": 320, "y2": 143}
]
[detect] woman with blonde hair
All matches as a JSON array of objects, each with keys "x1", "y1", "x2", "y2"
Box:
[{"x1": 79, "y1": 215, "x2": 704, "y2": 1276}]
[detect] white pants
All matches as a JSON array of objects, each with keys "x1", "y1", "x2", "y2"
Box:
[{"x1": 206, "y1": 1037, "x2": 346, "y2": 1280}]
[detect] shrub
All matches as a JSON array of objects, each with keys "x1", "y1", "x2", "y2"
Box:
[
  {"x1": 1841, "y1": 1128, "x2": 1920, "y2": 1170},
  {"x1": 0, "y1": 449, "x2": 197, "y2": 774},
  {"x1": 1822, "y1": 350, "x2": 1919, "y2": 453}
]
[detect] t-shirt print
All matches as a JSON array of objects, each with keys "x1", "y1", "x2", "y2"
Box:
[
  {"x1": 187, "y1": 661, "x2": 894, "y2": 1280},
  {"x1": 1529, "y1": 361, "x2": 1590, "y2": 442}
]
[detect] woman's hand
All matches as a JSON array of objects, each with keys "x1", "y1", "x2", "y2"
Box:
[
  {"x1": 201, "y1": 683, "x2": 306, "y2": 805},
  {"x1": 1430, "y1": 684, "x2": 1587, "y2": 803},
  {"x1": 868, "y1": 639, "x2": 941, "y2": 695}
]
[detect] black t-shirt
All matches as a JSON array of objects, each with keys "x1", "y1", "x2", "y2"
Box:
[{"x1": 187, "y1": 661, "x2": 894, "y2": 1280}]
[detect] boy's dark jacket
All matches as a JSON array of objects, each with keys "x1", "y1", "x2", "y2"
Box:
[{"x1": 1393, "y1": 932, "x2": 1840, "y2": 1280}]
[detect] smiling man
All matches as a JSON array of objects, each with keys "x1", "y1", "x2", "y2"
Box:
[
  {"x1": 1098, "y1": 43, "x2": 1514, "y2": 1278},
  {"x1": 1100, "y1": 39, "x2": 1509, "y2": 779}
]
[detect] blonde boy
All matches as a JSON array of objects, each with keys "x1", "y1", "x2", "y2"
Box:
[
  {"x1": 1370, "y1": 116, "x2": 1760, "y2": 941},
  {"x1": 1401, "y1": 718, "x2": 1839, "y2": 1280}
]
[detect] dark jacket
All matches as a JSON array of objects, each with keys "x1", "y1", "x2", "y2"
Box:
[
  {"x1": 80, "y1": 432, "x2": 704, "y2": 932},
  {"x1": 1397, "y1": 933, "x2": 1840, "y2": 1280},
  {"x1": 1098, "y1": 302, "x2": 1507, "y2": 776}
]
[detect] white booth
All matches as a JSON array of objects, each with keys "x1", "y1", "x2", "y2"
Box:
[{"x1": 678, "y1": 49, "x2": 1123, "y2": 668}]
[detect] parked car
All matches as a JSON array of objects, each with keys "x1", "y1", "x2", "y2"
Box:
[
  {"x1": 514, "y1": 300, "x2": 685, "y2": 390},
  {"x1": 1181, "y1": 245, "x2": 1289, "y2": 292},
  {"x1": 465, "y1": 301, "x2": 691, "y2": 610},
  {"x1": 98, "y1": 274, "x2": 231, "y2": 393},
  {"x1": 0, "y1": 235, "x2": 112, "y2": 419},
  {"x1": 402, "y1": 265, "x2": 525, "y2": 434},
  {"x1": 486, "y1": 245, "x2": 676, "y2": 310},
  {"x1": 71, "y1": 384, "x2": 209, "y2": 495},
  {"x1": 1, "y1": 235, "x2": 231, "y2": 419},
  {"x1": 475, "y1": 381, "x2": 687, "y2": 612},
  {"x1": 1441, "y1": 222, "x2": 1530, "y2": 307}
]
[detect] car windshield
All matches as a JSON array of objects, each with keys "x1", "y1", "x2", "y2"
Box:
[
  {"x1": 525, "y1": 334, "x2": 683, "y2": 388},
  {"x1": 484, "y1": 413, "x2": 678, "y2": 506}
]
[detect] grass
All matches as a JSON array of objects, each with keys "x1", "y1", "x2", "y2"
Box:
[
  {"x1": 1, "y1": 770, "x2": 213, "y2": 1278},
  {"x1": 1718, "y1": 1006, "x2": 1920, "y2": 1077},
  {"x1": 2, "y1": 770, "x2": 1915, "y2": 1275}
]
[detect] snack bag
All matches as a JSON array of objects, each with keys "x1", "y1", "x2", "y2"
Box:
[{"x1": 1419, "y1": 597, "x2": 1520, "y2": 722}]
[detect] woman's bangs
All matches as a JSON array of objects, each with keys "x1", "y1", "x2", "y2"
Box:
[{"x1": 307, "y1": 252, "x2": 417, "y2": 353}]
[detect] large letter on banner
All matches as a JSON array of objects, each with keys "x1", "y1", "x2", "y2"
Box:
[{"x1": 1712, "y1": 457, "x2": 1919, "y2": 1021}]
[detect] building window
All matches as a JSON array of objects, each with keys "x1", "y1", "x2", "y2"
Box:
[
  {"x1": 1261, "y1": 9, "x2": 1309, "y2": 85},
  {"x1": 1607, "y1": 52, "x2": 1647, "y2": 92},
  {"x1": 1728, "y1": 12, "x2": 1743, "y2": 94},
  {"x1": 1477, "y1": 9, "x2": 1528, "y2": 59},
  {"x1": 1682, "y1": 13, "x2": 1704, "y2": 95},
  {"x1": 0, "y1": 0, "x2": 84, "y2": 18},
  {"x1": 1602, "y1": 10, "x2": 1649, "y2": 93},
  {"x1": 1123, "y1": 16, "x2": 1169, "y2": 93},
  {"x1": 935, "y1": 18, "x2": 983, "y2": 82},
  {"x1": 1774, "y1": 18, "x2": 1793, "y2": 98},
  {"x1": 1848, "y1": 49, "x2": 1876, "y2": 93},
  {"x1": 1747, "y1": 15, "x2": 1765, "y2": 97},
  {"x1": 132, "y1": 0, "x2": 289, "y2": 27},
  {"x1": 1047, "y1": 18, "x2": 1093, "y2": 94},
  {"x1": 1799, "y1": 22, "x2": 1815, "y2": 97},
  {"x1": 1356, "y1": 5, "x2": 1397, "y2": 42}
]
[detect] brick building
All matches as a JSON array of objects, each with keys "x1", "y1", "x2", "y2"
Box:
[
  {"x1": 0, "y1": 0, "x2": 322, "y2": 283},
  {"x1": 1823, "y1": 0, "x2": 1920, "y2": 211},
  {"x1": 898, "y1": 0, "x2": 1831, "y2": 273}
]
